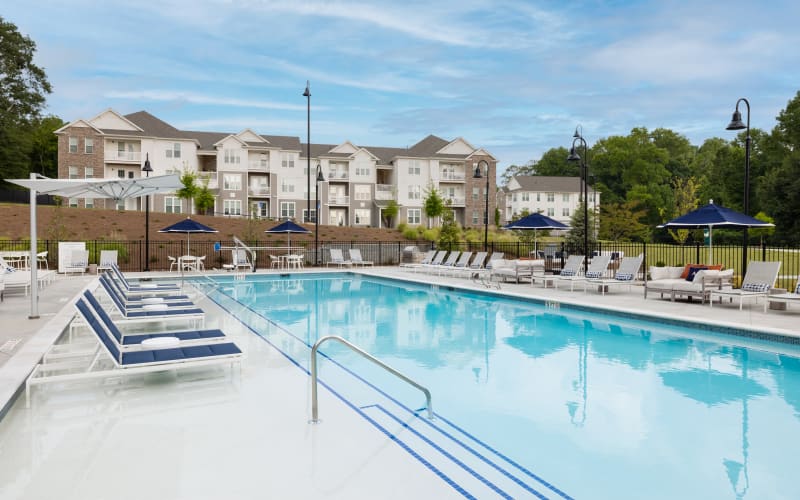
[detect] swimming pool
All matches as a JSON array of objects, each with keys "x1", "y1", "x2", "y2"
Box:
[{"x1": 203, "y1": 272, "x2": 800, "y2": 499}]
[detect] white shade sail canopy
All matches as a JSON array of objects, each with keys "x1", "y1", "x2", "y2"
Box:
[
  {"x1": 4, "y1": 174, "x2": 183, "y2": 319},
  {"x1": 8, "y1": 174, "x2": 182, "y2": 199}
]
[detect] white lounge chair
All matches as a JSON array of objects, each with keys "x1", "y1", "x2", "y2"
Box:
[
  {"x1": 555, "y1": 255, "x2": 602, "y2": 291},
  {"x1": 583, "y1": 254, "x2": 644, "y2": 295},
  {"x1": 710, "y1": 261, "x2": 782, "y2": 310},
  {"x1": 485, "y1": 252, "x2": 505, "y2": 270},
  {"x1": 417, "y1": 251, "x2": 447, "y2": 273},
  {"x1": 97, "y1": 250, "x2": 118, "y2": 273},
  {"x1": 443, "y1": 251, "x2": 472, "y2": 275},
  {"x1": 431, "y1": 251, "x2": 461, "y2": 274},
  {"x1": 63, "y1": 250, "x2": 89, "y2": 275},
  {"x1": 349, "y1": 248, "x2": 373, "y2": 267},
  {"x1": 327, "y1": 248, "x2": 351, "y2": 267},
  {"x1": 26, "y1": 297, "x2": 242, "y2": 406},
  {"x1": 765, "y1": 279, "x2": 800, "y2": 312}
]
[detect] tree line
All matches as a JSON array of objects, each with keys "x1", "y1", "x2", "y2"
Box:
[{"x1": 502, "y1": 92, "x2": 800, "y2": 245}]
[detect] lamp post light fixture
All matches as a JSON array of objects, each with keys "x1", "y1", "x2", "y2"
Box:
[
  {"x1": 726, "y1": 97, "x2": 751, "y2": 278},
  {"x1": 473, "y1": 159, "x2": 491, "y2": 252},
  {"x1": 315, "y1": 163, "x2": 325, "y2": 266},
  {"x1": 303, "y1": 81, "x2": 311, "y2": 224},
  {"x1": 567, "y1": 129, "x2": 589, "y2": 273},
  {"x1": 142, "y1": 153, "x2": 153, "y2": 272}
]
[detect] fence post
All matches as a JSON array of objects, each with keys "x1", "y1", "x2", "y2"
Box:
[
  {"x1": 642, "y1": 242, "x2": 647, "y2": 282},
  {"x1": 695, "y1": 242, "x2": 701, "y2": 264},
  {"x1": 762, "y1": 240, "x2": 766, "y2": 262}
]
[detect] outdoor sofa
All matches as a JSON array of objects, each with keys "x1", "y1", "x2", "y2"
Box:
[{"x1": 644, "y1": 265, "x2": 733, "y2": 303}]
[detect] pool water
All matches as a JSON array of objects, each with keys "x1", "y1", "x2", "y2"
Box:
[{"x1": 206, "y1": 273, "x2": 800, "y2": 499}]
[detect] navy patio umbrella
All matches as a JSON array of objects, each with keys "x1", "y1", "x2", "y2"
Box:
[
  {"x1": 657, "y1": 201, "x2": 773, "y2": 264},
  {"x1": 158, "y1": 218, "x2": 218, "y2": 255},
  {"x1": 503, "y1": 212, "x2": 570, "y2": 254},
  {"x1": 265, "y1": 219, "x2": 311, "y2": 249}
]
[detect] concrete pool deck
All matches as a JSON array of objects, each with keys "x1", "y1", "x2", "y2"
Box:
[{"x1": 0, "y1": 267, "x2": 798, "y2": 499}]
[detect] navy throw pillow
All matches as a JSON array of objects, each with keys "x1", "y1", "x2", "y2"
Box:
[{"x1": 685, "y1": 266, "x2": 706, "y2": 282}]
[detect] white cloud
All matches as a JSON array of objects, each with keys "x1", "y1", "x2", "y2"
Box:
[{"x1": 105, "y1": 90, "x2": 311, "y2": 111}]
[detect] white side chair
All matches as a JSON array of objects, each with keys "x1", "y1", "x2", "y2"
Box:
[{"x1": 168, "y1": 256, "x2": 178, "y2": 272}]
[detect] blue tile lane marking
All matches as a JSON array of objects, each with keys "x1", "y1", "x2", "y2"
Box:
[
  {"x1": 362, "y1": 404, "x2": 545, "y2": 500},
  {"x1": 198, "y1": 282, "x2": 476, "y2": 500}
]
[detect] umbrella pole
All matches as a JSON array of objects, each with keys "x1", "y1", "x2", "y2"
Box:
[{"x1": 709, "y1": 226, "x2": 713, "y2": 265}]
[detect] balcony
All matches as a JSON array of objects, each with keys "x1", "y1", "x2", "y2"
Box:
[
  {"x1": 248, "y1": 186, "x2": 271, "y2": 196},
  {"x1": 440, "y1": 172, "x2": 465, "y2": 182},
  {"x1": 375, "y1": 184, "x2": 394, "y2": 200},
  {"x1": 328, "y1": 171, "x2": 349, "y2": 181},
  {"x1": 329, "y1": 195, "x2": 350, "y2": 206},
  {"x1": 105, "y1": 150, "x2": 141, "y2": 163},
  {"x1": 445, "y1": 197, "x2": 465, "y2": 206},
  {"x1": 248, "y1": 160, "x2": 269, "y2": 171}
]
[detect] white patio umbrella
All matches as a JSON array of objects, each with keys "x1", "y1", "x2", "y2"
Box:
[{"x1": 6, "y1": 174, "x2": 182, "y2": 318}]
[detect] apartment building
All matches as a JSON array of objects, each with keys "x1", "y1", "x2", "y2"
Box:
[
  {"x1": 503, "y1": 175, "x2": 600, "y2": 226},
  {"x1": 55, "y1": 109, "x2": 497, "y2": 229}
]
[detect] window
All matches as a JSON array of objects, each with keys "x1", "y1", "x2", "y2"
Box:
[
  {"x1": 68, "y1": 198, "x2": 78, "y2": 208},
  {"x1": 589, "y1": 193, "x2": 595, "y2": 203},
  {"x1": 562, "y1": 193, "x2": 570, "y2": 202},
  {"x1": 68, "y1": 166, "x2": 79, "y2": 179},
  {"x1": 354, "y1": 185, "x2": 371, "y2": 201},
  {"x1": 473, "y1": 187, "x2": 480, "y2": 200},
  {"x1": 280, "y1": 202, "x2": 296, "y2": 218},
  {"x1": 281, "y1": 180, "x2": 295, "y2": 193},
  {"x1": 522, "y1": 193, "x2": 530, "y2": 201},
  {"x1": 84, "y1": 138, "x2": 94, "y2": 154},
  {"x1": 223, "y1": 174, "x2": 242, "y2": 191},
  {"x1": 512, "y1": 194, "x2": 517, "y2": 202},
  {"x1": 84, "y1": 167, "x2": 93, "y2": 178},
  {"x1": 407, "y1": 208, "x2": 421, "y2": 225},
  {"x1": 536, "y1": 193, "x2": 540, "y2": 202},
  {"x1": 547, "y1": 207, "x2": 555, "y2": 216},
  {"x1": 472, "y1": 210, "x2": 480, "y2": 224},
  {"x1": 166, "y1": 143, "x2": 181, "y2": 158},
  {"x1": 355, "y1": 166, "x2": 370, "y2": 176},
  {"x1": 68, "y1": 137, "x2": 78, "y2": 153},
  {"x1": 408, "y1": 161, "x2": 420, "y2": 175},
  {"x1": 84, "y1": 198, "x2": 93, "y2": 209},
  {"x1": 251, "y1": 201, "x2": 268, "y2": 218},
  {"x1": 547, "y1": 193, "x2": 555, "y2": 202},
  {"x1": 281, "y1": 153, "x2": 295, "y2": 168},
  {"x1": 408, "y1": 185, "x2": 421, "y2": 200},
  {"x1": 562, "y1": 207, "x2": 570, "y2": 217},
  {"x1": 224, "y1": 149, "x2": 241, "y2": 164},
  {"x1": 302, "y1": 209, "x2": 317, "y2": 223},
  {"x1": 118, "y1": 169, "x2": 126, "y2": 179},
  {"x1": 354, "y1": 209, "x2": 370, "y2": 225},
  {"x1": 165, "y1": 197, "x2": 182, "y2": 214},
  {"x1": 223, "y1": 200, "x2": 242, "y2": 216}
]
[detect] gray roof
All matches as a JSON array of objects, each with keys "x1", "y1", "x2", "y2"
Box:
[
  {"x1": 408, "y1": 134, "x2": 449, "y2": 156},
  {"x1": 511, "y1": 175, "x2": 596, "y2": 193}
]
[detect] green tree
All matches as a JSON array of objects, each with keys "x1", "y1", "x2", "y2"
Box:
[
  {"x1": 175, "y1": 170, "x2": 199, "y2": 214},
  {"x1": 382, "y1": 199, "x2": 399, "y2": 228},
  {"x1": 600, "y1": 201, "x2": 649, "y2": 242},
  {"x1": 437, "y1": 202, "x2": 461, "y2": 247},
  {"x1": 194, "y1": 175, "x2": 215, "y2": 215},
  {"x1": 0, "y1": 17, "x2": 52, "y2": 183},
  {"x1": 422, "y1": 184, "x2": 444, "y2": 228},
  {"x1": 565, "y1": 201, "x2": 597, "y2": 249},
  {"x1": 29, "y1": 115, "x2": 65, "y2": 177},
  {"x1": 666, "y1": 176, "x2": 700, "y2": 244},
  {"x1": 530, "y1": 147, "x2": 577, "y2": 177},
  {"x1": 750, "y1": 211, "x2": 775, "y2": 245}
]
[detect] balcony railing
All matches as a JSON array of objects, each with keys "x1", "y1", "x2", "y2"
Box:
[
  {"x1": 105, "y1": 151, "x2": 141, "y2": 162},
  {"x1": 328, "y1": 171, "x2": 349, "y2": 181},
  {"x1": 329, "y1": 195, "x2": 350, "y2": 205},
  {"x1": 440, "y1": 172, "x2": 465, "y2": 182},
  {"x1": 445, "y1": 197, "x2": 465, "y2": 206},
  {"x1": 375, "y1": 184, "x2": 394, "y2": 200},
  {"x1": 248, "y1": 186, "x2": 271, "y2": 196},
  {"x1": 249, "y1": 160, "x2": 269, "y2": 171}
]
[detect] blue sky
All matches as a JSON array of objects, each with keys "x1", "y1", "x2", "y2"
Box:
[{"x1": 6, "y1": 1, "x2": 800, "y2": 175}]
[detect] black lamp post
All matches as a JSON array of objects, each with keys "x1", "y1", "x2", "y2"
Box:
[
  {"x1": 142, "y1": 153, "x2": 153, "y2": 271},
  {"x1": 303, "y1": 81, "x2": 311, "y2": 224},
  {"x1": 567, "y1": 129, "x2": 589, "y2": 273},
  {"x1": 315, "y1": 163, "x2": 325, "y2": 265},
  {"x1": 726, "y1": 98, "x2": 751, "y2": 278},
  {"x1": 473, "y1": 159, "x2": 490, "y2": 252}
]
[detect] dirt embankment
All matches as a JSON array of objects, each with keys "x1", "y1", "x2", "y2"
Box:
[{"x1": 0, "y1": 204, "x2": 410, "y2": 244}]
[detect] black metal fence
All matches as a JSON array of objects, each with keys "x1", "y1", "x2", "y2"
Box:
[{"x1": 2, "y1": 239, "x2": 798, "y2": 288}]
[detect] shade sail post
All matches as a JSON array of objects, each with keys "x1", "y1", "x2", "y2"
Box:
[{"x1": 29, "y1": 172, "x2": 40, "y2": 319}]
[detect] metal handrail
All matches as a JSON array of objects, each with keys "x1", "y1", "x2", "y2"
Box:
[{"x1": 310, "y1": 335, "x2": 433, "y2": 423}]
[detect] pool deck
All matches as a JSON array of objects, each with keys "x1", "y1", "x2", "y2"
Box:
[{"x1": 0, "y1": 267, "x2": 798, "y2": 499}]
